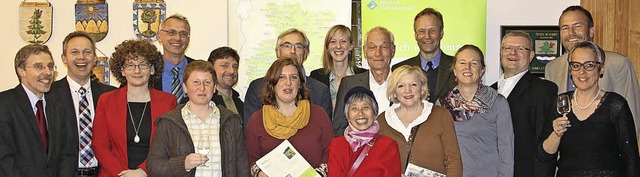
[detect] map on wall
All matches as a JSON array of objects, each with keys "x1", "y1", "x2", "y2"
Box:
[{"x1": 229, "y1": 0, "x2": 351, "y2": 96}]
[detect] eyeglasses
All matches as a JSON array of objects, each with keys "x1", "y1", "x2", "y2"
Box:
[
  {"x1": 160, "y1": 29, "x2": 190, "y2": 38},
  {"x1": 279, "y1": 42, "x2": 306, "y2": 51},
  {"x1": 123, "y1": 63, "x2": 152, "y2": 70},
  {"x1": 24, "y1": 63, "x2": 56, "y2": 71},
  {"x1": 189, "y1": 80, "x2": 213, "y2": 87},
  {"x1": 501, "y1": 45, "x2": 531, "y2": 53},
  {"x1": 569, "y1": 61, "x2": 602, "y2": 71}
]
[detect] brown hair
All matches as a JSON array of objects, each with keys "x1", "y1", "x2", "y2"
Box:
[
  {"x1": 452, "y1": 44, "x2": 486, "y2": 71},
  {"x1": 62, "y1": 31, "x2": 96, "y2": 55},
  {"x1": 414, "y1": 7, "x2": 444, "y2": 30},
  {"x1": 259, "y1": 57, "x2": 310, "y2": 106},
  {"x1": 207, "y1": 46, "x2": 240, "y2": 63},
  {"x1": 183, "y1": 60, "x2": 217, "y2": 84},
  {"x1": 109, "y1": 39, "x2": 163, "y2": 86},
  {"x1": 14, "y1": 44, "x2": 53, "y2": 81}
]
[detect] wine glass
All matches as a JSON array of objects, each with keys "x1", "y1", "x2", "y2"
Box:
[
  {"x1": 557, "y1": 94, "x2": 571, "y2": 116},
  {"x1": 197, "y1": 135, "x2": 210, "y2": 167}
]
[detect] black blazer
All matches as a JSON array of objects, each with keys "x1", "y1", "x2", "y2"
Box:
[
  {"x1": 309, "y1": 67, "x2": 368, "y2": 87},
  {"x1": 490, "y1": 72, "x2": 558, "y2": 177},
  {"x1": 0, "y1": 85, "x2": 77, "y2": 176},
  {"x1": 332, "y1": 71, "x2": 370, "y2": 136},
  {"x1": 212, "y1": 88, "x2": 244, "y2": 120},
  {"x1": 151, "y1": 56, "x2": 195, "y2": 104},
  {"x1": 392, "y1": 53, "x2": 456, "y2": 103},
  {"x1": 243, "y1": 76, "x2": 332, "y2": 129}
]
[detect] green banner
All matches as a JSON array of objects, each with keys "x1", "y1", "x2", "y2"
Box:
[{"x1": 362, "y1": 0, "x2": 487, "y2": 59}]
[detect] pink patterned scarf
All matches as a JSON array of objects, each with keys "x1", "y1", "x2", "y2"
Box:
[{"x1": 344, "y1": 120, "x2": 380, "y2": 152}]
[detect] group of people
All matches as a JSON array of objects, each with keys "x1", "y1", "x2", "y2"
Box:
[{"x1": 1, "y1": 5, "x2": 639, "y2": 177}]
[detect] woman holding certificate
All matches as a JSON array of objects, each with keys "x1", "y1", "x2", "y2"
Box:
[
  {"x1": 245, "y1": 58, "x2": 334, "y2": 177},
  {"x1": 327, "y1": 86, "x2": 401, "y2": 177},
  {"x1": 378, "y1": 65, "x2": 463, "y2": 177},
  {"x1": 439, "y1": 45, "x2": 514, "y2": 177}
]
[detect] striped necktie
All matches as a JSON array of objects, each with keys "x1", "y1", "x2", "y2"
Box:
[
  {"x1": 171, "y1": 67, "x2": 184, "y2": 103},
  {"x1": 78, "y1": 87, "x2": 94, "y2": 165}
]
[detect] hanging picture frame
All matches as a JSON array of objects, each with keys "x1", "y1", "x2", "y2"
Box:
[
  {"x1": 75, "y1": 0, "x2": 109, "y2": 42},
  {"x1": 19, "y1": 0, "x2": 53, "y2": 44},
  {"x1": 501, "y1": 25, "x2": 563, "y2": 77},
  {"x1": 133, "y1": 0, "x2": 165, "y2": 42}
]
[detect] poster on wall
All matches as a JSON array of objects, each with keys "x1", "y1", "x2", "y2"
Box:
[
  {"x1": 19, "y1": 1, "x2": 53, "y2": 44},
  {"x1": 501, "y1": 26, "x2": 562, "y2": 76},
  {"x1": 92, "y1": 56, "x2": 110, "y2": 84},
  {"x1": 76, "y1": 0, "x2": 109, "y2": 42},
  {"x1": 133, "y1": 0, "x2": 165, "y2": 42},
  {"x1": 361, "y1": 0, "x2": 487, "y2": 67}
]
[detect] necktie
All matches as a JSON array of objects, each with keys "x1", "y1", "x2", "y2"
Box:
[
  {"x1": 78, "y1": 87, "x2": 94, "y2": 166},
  {"x1": 35, "y1": 100, "x2": 48, "y2": 151},
  {"x1": 426, "y1": 61, "x2": 434, "y2": 73},
  {"x1": 171, "y1": 67, "x2": 183, "y2": 103}
]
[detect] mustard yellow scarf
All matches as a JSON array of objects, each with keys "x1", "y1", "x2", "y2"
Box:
[{"x1": 262, "y1": 100, "x2": 311, "y2": 139}]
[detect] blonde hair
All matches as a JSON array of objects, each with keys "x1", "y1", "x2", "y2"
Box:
[{"x1": 386, "y1": 65, "x2": 429, "y2": 103}]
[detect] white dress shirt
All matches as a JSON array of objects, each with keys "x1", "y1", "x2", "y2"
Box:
[
  {"x1": 497, "y1": 70, "x2": 528, "y2": 98},
  {"x1": 369, "y1": 71, "x2": 391, "y2": 114},
  {"x1": 67, "y1": 79, "x2": 98, "y2": 168}
]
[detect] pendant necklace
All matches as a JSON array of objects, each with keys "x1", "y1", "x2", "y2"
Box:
[
  {"x1": 574, "y1": 89, "x2": 601, "y2": 110},
  {"x1": 127, "y1": 102, "x2": 148, "y2": 143}
]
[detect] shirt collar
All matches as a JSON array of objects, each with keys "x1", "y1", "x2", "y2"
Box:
[
  {"x1": 21, "y1": 83, "x2": 45, "y2": 111},
  {"x1": 181, "y1": 101, "x2": 219, "y2": 121},
  {"x1": 67, "y1": 77, "x2": 92, "y2": 93},
  {"x1": 420, "y1": 50, "x2": 442, "y2": 69},
  {"x1": 163, "y1": 56, "x2": 189, "y2": 72}
]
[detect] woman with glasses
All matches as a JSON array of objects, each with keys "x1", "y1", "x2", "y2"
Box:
[
  {"x1": 93, "y1": 39, "x2": 177, "y2": 177},
  {"x1": 538, "y1": 41, "x2": 640, "y2": 177},
  {"x1": 310, "y1": 25, "x2": 367, "y2": 110}
]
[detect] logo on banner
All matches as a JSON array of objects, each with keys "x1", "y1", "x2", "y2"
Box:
[
  {"x1": 76, "y1": 0, "x2": 109, "y2": 42},
  {"x1": 367, "y1": 0, "x2": 378, "y2": 10},
  {"x1": 19, "y1": 1, "x2": 53, "y2": 44},
  {"x1": 133, "y1": 0, "x2": 166, "y2": 41}
]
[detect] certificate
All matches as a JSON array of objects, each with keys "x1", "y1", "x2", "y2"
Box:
[
  {"x1": 404, "y1": 163, "x2": 446, "y2": 177},
  {"x1": 256, "y1": 140, "x2": 320, "y2": 177}
]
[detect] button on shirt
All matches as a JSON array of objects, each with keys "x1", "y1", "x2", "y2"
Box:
[
  {"x1": 162, "y1": 57, "x2": 188, "y2": 93},
  {"x1": 182, "y1": 101, "x2": 222, "y2": 177},
  {"x1": 369, "y1": 71, "x2": 391, "y2": 114},
  {"x1": 67, "y1": 79, "x2": 98, "y2": 168},
  {"x1": 497, "y1": 70, "x2": 528, "y2": 98}
]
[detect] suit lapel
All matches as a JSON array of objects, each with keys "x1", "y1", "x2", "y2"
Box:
[
  {"x1": 435, "y1": 54, "x2": 454, "y2": 97},
  {"x1": 14, "y1": 85, "x2": 48, "y2": 153},
  {"x1": 508, "y1": 72, "x2": 534, "y2": 101}
]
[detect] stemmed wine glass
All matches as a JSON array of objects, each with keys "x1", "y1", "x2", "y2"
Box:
[
  {"x1": 197, "y1": 136, "x2": 210, "y2": 167},
  {"x1": 557, "y1": 94, "x2": 571, "y2": 116}
]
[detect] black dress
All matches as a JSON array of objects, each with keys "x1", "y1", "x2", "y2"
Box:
[
  {"x1": 537, "y1": 91, "x2": 640, "y2": 177},
  {"x1": 126, "y1": 101, "x2": 152, "y2": 169}
]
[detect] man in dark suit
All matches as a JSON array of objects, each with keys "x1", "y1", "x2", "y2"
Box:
[
  {"x1": 490, "y1": 31, "x2": 558, "y2": 177},
  {"x1": 333, "y1": 27, "x2": 396, "y2": 136},
  {"x1": 154, "y1": 14, "x2": 194, "y2": 104},
  {"x1": 48, "y1": 31, "x2": 116, "y2": 177},
  {"x1": 0, "y1": 44, "x2": 77, "y2": 176},
  {"x1": 207, "y1": 47, "x2": 244, "y2": 118},
  {"x1": 243, "y1": 28, "x2": 332, "y2": 127},
  {"x1": 392, "y1": 8, "x2": 455, "y2": 103}
]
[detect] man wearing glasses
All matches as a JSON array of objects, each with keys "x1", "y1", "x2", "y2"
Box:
[
  {"x1": 243, "y1": 28, "x2": 332, "y2": 127},
  {"x1": 545, "y1": 6, "x2": 640, "y2": 133},
  {"x1": 490, "y1": 30, "x2": 558, "y2": 177},
  {"x1": 0, "y1": 44, "x2": 77, "y2": 176},
  {"x1": 156, "y1": 14, "x2": 194, "y2": 104}
]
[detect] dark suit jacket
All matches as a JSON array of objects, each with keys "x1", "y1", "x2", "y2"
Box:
[
  {"x1": 48, "y1": 77, "x2": 116, "y2": 168},
  {"x1": 490, "y1": 72, "x2": 558, "y2": 177},
  {"x1": 242, "y1": 76, "x2": 332, "y2": 129},
  {"x1": 332, "y1": 72, "x2": 370, "y2": 136},
  {"x1": 92, "y1": 86, "x2": 177, "y2": 176},
  {"x1": 0, "y1": 85, "x2": 77, "y2": 176},
  {"x1": 392, "y1": 53, "x2": 455, "y2": 103},
  {"x1": 309, "y1": 67, "x2": 368, "y2": 87},
  {"x1": 151, "y1": 56, "x2": 195, "y2": 104},
  {"x1": 212, "y1": 88, "x2": 244, "y2": 120}
]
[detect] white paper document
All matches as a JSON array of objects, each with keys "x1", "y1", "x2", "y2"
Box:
[
  {"x1": 404, "y1": 163, "x2": 446, "y2": 177},
  {"x1": 256, "y1": 140, "x2": 320, "y2": 177}
]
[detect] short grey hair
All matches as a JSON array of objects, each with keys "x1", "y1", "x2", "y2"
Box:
[
  {"x1": 365, "y1": 26, "x2": 395, "y2": 45},
  {"x1": 344, "y1": 92, "x2": 379, "y2": 117}
]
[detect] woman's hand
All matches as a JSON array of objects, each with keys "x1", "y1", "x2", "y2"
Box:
[
  {"x1": 258, "y1": 171, "x2": 268, "y2": 177},
  {"x1": 553, "y1": 116, "x2": 571, "y2": 137},
  {"x1": 185, "y1": 153, "x2": 208, "y2": 170},
  {"x1": 118, "y1": 168, "x2": 147, "y2": 177}
]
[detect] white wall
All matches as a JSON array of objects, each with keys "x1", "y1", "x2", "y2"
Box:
[
  {"x1": 0, "y1": 0, "x2": 228, "y2": 91},
  {"x1": 485, "y1": 0, "x2": 579, "y2": 84},
  {"x1": 0, "y1": 0, "x2": 579, "y2": 91}
]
